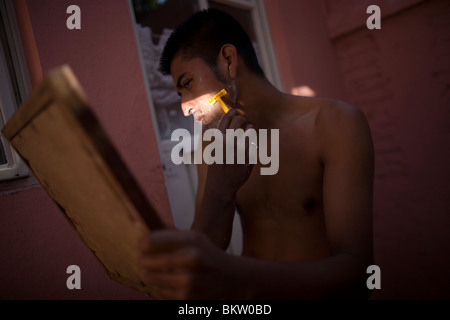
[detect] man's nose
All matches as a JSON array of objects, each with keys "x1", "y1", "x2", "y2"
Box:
[{"x1": 181, "y1": 101, "x2": 193, "y2": 117}]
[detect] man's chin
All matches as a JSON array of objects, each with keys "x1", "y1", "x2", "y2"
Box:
[
  {"x1": 197, "y1": 119, "x2": 219, "y2": 130},
  {"x1": 194, "y1": 113, "x2": 221, "y2": 130},
  {"x1": 201, "y1": 122, "x2": 211, "y2": 129}
]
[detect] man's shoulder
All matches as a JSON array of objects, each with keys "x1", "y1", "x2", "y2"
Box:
[
  {"x1": 316, "y1": 98, "x2": 365, "y2": 122},
  {"x1": 288, "y1": 96, "x2": 365, "y2": 124},
  {"x1": 314, "y1": 98, "x2": 369, "y2": 134},
  {"x1": 313, "y1": 98, "x2": 374, "y2": 158}
]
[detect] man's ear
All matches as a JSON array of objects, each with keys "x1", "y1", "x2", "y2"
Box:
[{"x1": 218, "y1": 44, "x2": 238, "y2": 79}]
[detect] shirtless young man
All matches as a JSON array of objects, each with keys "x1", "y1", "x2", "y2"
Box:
[{"x1": 138, "y1": 9, "x2": 375, "y2": 300}]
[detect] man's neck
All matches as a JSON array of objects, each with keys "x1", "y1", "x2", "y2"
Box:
[{"x1": 236, "y1": 75, "x2": 288, "y2": 129}]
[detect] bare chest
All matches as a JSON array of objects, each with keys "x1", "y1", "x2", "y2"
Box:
[
  {"x1": 235, "y1": 133, "x2": 329, "y2": 261},
  {"x1": 236, "y1": 129, "x2": 323, "y2": 218}
]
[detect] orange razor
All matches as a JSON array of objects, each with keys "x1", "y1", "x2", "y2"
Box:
[{"x1": 208, "y1": 89, "x2": 229, "y2": 113}]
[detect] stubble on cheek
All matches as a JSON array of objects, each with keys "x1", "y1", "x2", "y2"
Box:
[{"x1": 202, "y1": 105, "x2": 224, "y2": 129}]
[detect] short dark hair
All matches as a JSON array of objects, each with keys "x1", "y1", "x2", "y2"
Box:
[{"x1": 159, "y1": 9, "x2": 265, "y2": 77}]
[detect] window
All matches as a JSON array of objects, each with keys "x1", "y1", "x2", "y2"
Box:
[{"x1": 0, "y1": 0, "x2": 31, "y2": 181}]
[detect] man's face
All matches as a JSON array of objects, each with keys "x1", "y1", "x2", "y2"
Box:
[{"x1": 170, "y1": 54, "x2": 229, "y2": 129}]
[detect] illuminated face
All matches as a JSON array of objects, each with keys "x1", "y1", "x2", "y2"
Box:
[{"x1": 170, "y1": 55, "x2": 229, "y2": 129}]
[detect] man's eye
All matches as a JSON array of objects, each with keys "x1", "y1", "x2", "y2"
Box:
[{"x1": 183, "y1": 79, "x2": 192, "y2": 89}]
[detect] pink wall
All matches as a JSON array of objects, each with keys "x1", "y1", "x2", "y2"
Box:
[
  {"x1": 0, "y1": 0, "x2": 172, "y2": 299},
  {"x1": 264, "y1": 0, "x2": 347, "y2": 100},
  {"x1": 265, "y1": 0, "x2": 450, "y2": 299},
  {"x1": 327, "y1": 0, "x2": 450, "y2": 299}
]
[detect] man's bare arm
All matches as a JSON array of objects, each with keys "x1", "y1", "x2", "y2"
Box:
[
  {"x1": 320, "y1": 102, "x2": 375, "y2": 267},
  {"x1": 191, "y1": 109, "x2": 253, "y2": 250},
  {"x1": 191, "y1": 161, "x2": 237, "y2": 250}
]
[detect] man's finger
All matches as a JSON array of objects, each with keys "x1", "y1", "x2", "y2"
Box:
[
  {"x1": 217, "y1": 108, "x2": 240, "y2": 133},
  {"x1": 229, "y1": 115, "x2": 247, "y2": 130},
  {"x1": 139, "y1": 247, "x2": 201, "y2": 270},
  {"x1": 138, "y1": 230, "x2": 203, "y2": 254}
]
